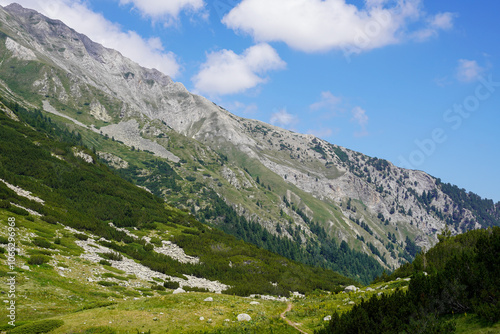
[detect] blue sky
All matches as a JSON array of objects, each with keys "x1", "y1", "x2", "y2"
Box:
[{"x1": 2, "y1": 0, "x2": 499, "y2": 201}]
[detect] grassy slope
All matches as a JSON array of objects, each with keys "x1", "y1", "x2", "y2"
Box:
[{"x1": 0, "y1": 211, "x2": 497, "y2": 333}]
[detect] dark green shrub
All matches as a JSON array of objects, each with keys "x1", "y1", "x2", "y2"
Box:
[
  {"x1": 0, "y1": 200, "x2": 10, "y2": 208},
  {"x1": 163, "y1": 280, "x2": 180, "y2": 289},
  {"x1": 100, "y1": 251, "x2": 123, "y2": 261},
  {"x1": 0, "y1": 247, "x2": 5, "y2": 254},
  {"x1": 7, "y1": 205, "x2": 29, "y2": 216},
  {"x1": 99, "y1": 259, "x2": 111, "y2": 266},
  {"x1": 184, "y1": 286, "x2": 209, "y2": 293},
  {"x1": 27, "y1": 254, "x2": 50, "y2": 265},
  {"x1": 54, "y1": 237, "x2": 61, "y2": 244},
  {"x1": 0, "y1": 236, "x2": 9, "y2": 244},
  {"x1": 32, "y1": 237, "x2": 52, "y2": 249},
  {"x1": 27, "y1": 249, "x2": 52, "y2": 256},
  {"x1": 150, "y1": 237, "x2": 162, "y2": 246},
  {"x1": 151, "y1": 284, "x2": 166, "y2": 291},
  {"x1": 74, "y1": 233, "x2": 89, "y2": 241},
  {"x1": 8, "y1": 319, "x2": 64, "y2": 333},
  {"x1": 474, "y1": 301, "x2": 500, "y2": 323},
  {"x1": 41, "y1": 215, "x2": 58, "y2": 224}
]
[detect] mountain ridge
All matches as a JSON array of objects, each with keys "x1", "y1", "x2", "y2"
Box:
[{"x1": 0, "y1": 3, "x2": 498, "y2": 273}]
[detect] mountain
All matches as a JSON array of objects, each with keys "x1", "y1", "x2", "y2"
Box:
[
  {"x1": 0, "y1": 99, "x2": 367, "y2": 333},
  {"x1": 0, "y1": 2, "x2": 498, "y2": 280},
  {"x1": 0, "y1": 94, "x2": 356, "y2": 294}
]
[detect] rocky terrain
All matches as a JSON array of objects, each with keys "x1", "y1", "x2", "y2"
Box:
[{"x1": 0, "y1": 3, "x2": 498, "y2": 272}]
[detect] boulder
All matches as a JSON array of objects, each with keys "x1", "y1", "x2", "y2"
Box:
[
  {"x1": 172, "y1": 288, "x2": 186, "y2": 294},
  {"x1": 237, "y1": 313, "x2": 252, "y2": 322},
  {"x1": 249, "y1": 301, "x2": 260, "y2": 305},
  {"x1": 204, "y1": 297, "x2": 213, "y2": 302},
  {"x1": 324, "y1": 315, "x2": 332, "y2": 321},
  {"x1": 344, "y1": 285, "x2": 358, "y2": 293}
]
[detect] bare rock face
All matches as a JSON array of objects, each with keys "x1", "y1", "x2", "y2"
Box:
[{"x1": 97, "y1": 152, "x2": 129, "y2": 169}]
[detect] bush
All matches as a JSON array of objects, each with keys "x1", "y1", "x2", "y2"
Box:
[
  {"x1": 27, "y1": 249, "x2": 52, "y2": 256},
  {"x1": 74, "y1": 233, "x2": 89, "y2": 241},
  {"x1": 99, "y1": 259, "x2": 111, "y2": 266},
  {"x1": 8, "y1": 319, "x2": 64, "y2": 333},
  {"x1": 474, "y1": 301, "x2": 500, "y2": 323},
  {"x1": 41, "y1": 215, "x2": 58, "y2": 224},
  {"x1": 27, "y1": 254, "x2": 50, "y2": 265},
  {"x1": 32, "y1": 237, "x2": 52, "y2": 249},
  {"x1": 0, "y1": 236, "x2": 9, "y2": 244},
  {"x1": 100, "y1": 251, "x2": 123, "y2": 261},
  {"x1": 151, "y1": 284, "x2": 166, "y2": 291},
  {"x1": 54, "y1": 237, "x2": 61, "y2": 244},
  {"x1": 0, "y1": 200, "x2": 10, "y2": 208},
  {"x1": 7, "y1": 205, "x2": 29, "y2": 216},
  {"x1": 184, "y1": 286, "x2": 209, "y2": 293},
  {"x1": 163, "y1": 280, "x2": 180, "y2": 289}
]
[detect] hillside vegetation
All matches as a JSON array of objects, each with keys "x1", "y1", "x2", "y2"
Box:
[
  {"x1": 0, "y1": 98, "x2": 360, "y2": 299},
  {"x1": 317, "y1": 227, "x2": 500, "y2": 333}
]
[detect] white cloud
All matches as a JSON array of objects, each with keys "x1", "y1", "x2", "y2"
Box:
[
  {"x1": 224, "y1": 101, "x2": 259, "y2": 115},
  {"x1": 350, "y1": 106, "x2": 369, "y2": 137},
  {"x1": 310, "y1": 91, "x2": 342, "y2": 112},
  {"x1": 0, "y1": 0, "x2": 181, "y2": 77},
  {"x1": 192, "y1": 43, "x2": 286, "y2": 96},
  {"x1": 270, "y1": 108, "x2": 298, "y2": 129},
  {"x1": 118, "y1": 0, "x2": 206, "y2": 25},
  {"x1": 456, "y1": 59, "x2": 484, "y2": 83},
  {"x1": 430, "y1": 12, "x2": 455, "y2": 30},
  {"x1": 222, "y1": 0, "x2": 455, "y2": 54},
  {"x1": 412, "y1": 12, "x2": 456, "y2": 41}
]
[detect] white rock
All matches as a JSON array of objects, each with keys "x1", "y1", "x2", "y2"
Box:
[
  {"x1": 172, "y1": 288, "x2": 186, "y2": 294},
  {"x1": 249, "y1": 301, "x2": 260, "y2": 305},
  {"x1": 344, "y1": 285, "x2": 358, "y2": 292},
  {"x1": 237, "y1": 313, "x2": 252, "y2": 322},
  {"x1": 21, "y1": 265, "x2": 30, "y2": 271},
  {"x1": 204, "y1": 297, "x2": 213, "y2": 302},
  {"x1": 199, "y1": 317, "x2": 204, "y2": 321},
  {"x1": 324, "y1": 315, "x2": 332, "y2": 321}
]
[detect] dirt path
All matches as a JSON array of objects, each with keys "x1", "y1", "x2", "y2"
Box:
[{"x1": 280, "y1": 303, "x2": 309, "y2": 334}]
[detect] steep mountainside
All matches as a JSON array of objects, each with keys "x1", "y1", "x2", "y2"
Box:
[
  {"x1": 0, "y1": 98, "x2": 357, "y2": 297},
  {"x1": 0, "y1": 3, "x2": 498, "y2": 275}
]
